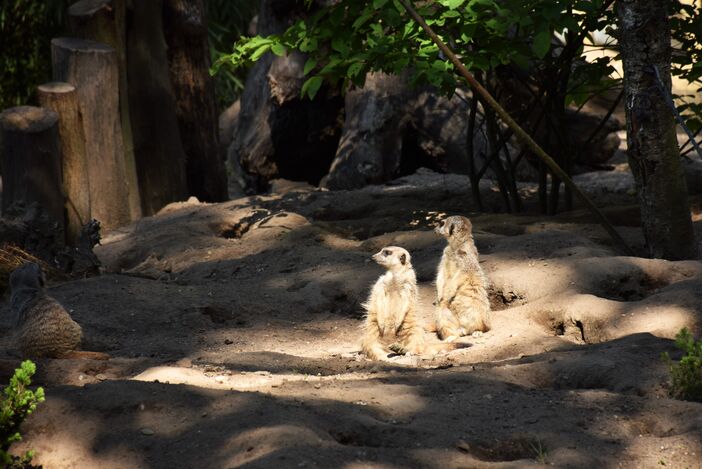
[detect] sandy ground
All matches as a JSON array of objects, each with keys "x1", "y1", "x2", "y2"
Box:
[{"x1": 0, "y1": 169, "x2": 701, "y2": 468}]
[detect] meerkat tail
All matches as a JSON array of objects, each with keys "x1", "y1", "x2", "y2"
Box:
[{"x1": 57, "y1": 350, "x2": 111, "y2": 360}]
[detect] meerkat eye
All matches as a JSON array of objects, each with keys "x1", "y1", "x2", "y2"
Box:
[{"x1": 383, "y1": 250, "x2": 391, "y2": 256}]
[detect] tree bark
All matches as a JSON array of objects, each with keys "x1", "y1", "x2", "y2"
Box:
[
  {"x1": 125, "y1": 0, "x2": 189, "y2": 215},
  {"x1": 36, "y1": 82, "x2": 91, "y2": 245},
  {"x1": 51, "y1": 37, "x2": 131, "y2": 230},
  {"x1": 616, "y1": 0, "x2": 694, "y2": 259},
  {"x1": 0, "y1": 106, "x2": 65, "y2": 240},
  {"x1": 163, "y1": 0, "x2": 228, "y2": 202},
  {"x1": 68, "y1": 0, "x2": 142, "y2": 221}
]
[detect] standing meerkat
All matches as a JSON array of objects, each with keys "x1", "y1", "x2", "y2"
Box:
[
  {"x1": 361, "y1": 246, "x2": 426, "y2": 360},
  {"x1": 10, "y1": 262, "x2": 107, "y2": 359},
  {"x1": 434, "y1": 215, "x2": 491, "y2": 340}
]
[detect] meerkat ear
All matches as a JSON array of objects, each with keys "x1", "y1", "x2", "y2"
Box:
[{"x1": 399, "y1": 253, "x2": 407, "y2": 265}]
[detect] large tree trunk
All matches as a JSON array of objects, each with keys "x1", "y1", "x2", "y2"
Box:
[
  {"x1": 51, "y1": 37, "x2": 132, "y2": 230},
  {"x1": 36, "y1": 82, "x2": 91, "y2": 245},
  {"x1": 616, "y1": 0, "x2": 694, "y2": 259},
  {"x1": 163, "y1": 0, "x2": 228, "y2": 202},
  {"x1": 0, "y1": 106, "x2": 65, "y2": 241},
  {"x1": 68, "y1": 0, "x2": 142, "y2": 221},
  {"x1": 125, "y1": 0, "x2": 189, "y2": 215}
]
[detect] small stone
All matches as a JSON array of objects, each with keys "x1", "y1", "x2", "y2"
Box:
[
  {"x1": 140, "y1": 428, "x2": 155, "y2": 436},
  {"x1": 224, "y1": 339, "x2": 234, "y2": 345},
  {"x1": 96, "y1": 373, "x2": 107, "y2": 381},
  {"x1": 314, "y1": 383, "x2": 321, "y2": 389}
]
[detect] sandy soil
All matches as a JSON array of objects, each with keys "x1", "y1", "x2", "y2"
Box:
[{"x1": 0, "y1": 169, "x2": 701, "y2": 468}]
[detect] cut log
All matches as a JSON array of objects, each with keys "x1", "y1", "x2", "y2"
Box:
[
  {"x1": 0, "y1": 106, "x2": 65, "y2": 241},
  {"x1": 36, "y1": 82, "x2": 91, "y2": 245},
  {"x1": 125, "y1": 0, "x2": 189, "y2": 215},
  {"x1": 51, "y1": 37, "x2": 131, "y2": 229},
  {"x1": 163, "y1": 0, "x2": 228, "y2": 202},
  {"x1": 68, "y1": 0, "x2": 142, "y2": 221}
]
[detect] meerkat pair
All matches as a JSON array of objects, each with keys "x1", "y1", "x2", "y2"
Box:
[{"x1": 361, "y1": 216, "x2": 490, "y2": 360}]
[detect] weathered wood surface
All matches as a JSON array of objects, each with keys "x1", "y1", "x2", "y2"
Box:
[
  {"x1": 51, "y1": 36, "x2": 131, "y2": 229},
  {"x1": 0, "y1": 106, "x2": 65, "y2": 241},
  {"x1": 37, "y1": 82, "x2": 91, "y2": 245}
]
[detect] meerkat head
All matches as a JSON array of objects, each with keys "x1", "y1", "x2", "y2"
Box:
[
  {"x1": 435, "y1": 216, "x2": 473, "y2": 246},
  {"x1": 371, "y1": 246, "x2": 411, "y2": 271},
  {"x1": 10, "y1": 262, "x2": 45, "y2": 292}
]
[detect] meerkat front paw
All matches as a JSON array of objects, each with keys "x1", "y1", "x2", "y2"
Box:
[
  {"x1": 389, "y1": 343, "x2": 408, "y2": 355},
  {"x1": 471, "y1": 331, "x2": 484, "y2": 338},
  {"x1": 442, "y1": 335, "x2": 458, "y2": 343}
]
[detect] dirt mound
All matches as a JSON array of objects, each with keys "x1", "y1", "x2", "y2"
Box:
[{"x1": 0, "y1": 169, "x2": 700, "y2": 468}]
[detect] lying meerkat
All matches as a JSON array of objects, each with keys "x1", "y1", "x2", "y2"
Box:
[
  {"x1": 361, "y1": 246, "x2": 426, "y2": 360},
  {"x1": 434, "y1": 215, "x2": 491, "y2": 341},
  {"x1": 10, "y1": 262, "x2": 108, "y2": 359}
]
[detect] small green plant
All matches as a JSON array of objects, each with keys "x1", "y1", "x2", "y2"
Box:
[
  {"x1": 661, "y1": 328, "x2": 702, "y2": 401},
  {"x1": 529, "y1": 438, "x2": 548, "y2": 464},
  {"x1": 0, "y1": 360, "x2": 45, "y2": 468}
]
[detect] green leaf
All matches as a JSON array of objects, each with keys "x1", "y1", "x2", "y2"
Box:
[
  {"x1": 303, "y1": 58, "x2": 317, "y2": 75},
  {"x1": 250, "y1": 44, "x2": 272, "y2": 61},
  {"x1": 301, "y1": 76, "x2": 324, "y2": 100},
  {"x1": 439, "y1": 0, "x2": 465, "y2": 10},
  {"x1": 532, "y1": 30, "x2": 552, "y2": 59},
  {"x1": 270, "y1": 43, "x2": 286, "y2": 56},
  {"x1": 373, "y1": 0, "x2": 389, "y2": 8}
]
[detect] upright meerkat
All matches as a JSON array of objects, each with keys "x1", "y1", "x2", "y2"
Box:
[
  {"x1": 361, "y1": 246, "x2": 426, "y2": 360},
  {"x1": 10, "y1": 262, "x2": 107, "y2": 359},
  {"x1": 434, "y1": 215, "x2": 491, "y2": 340}
]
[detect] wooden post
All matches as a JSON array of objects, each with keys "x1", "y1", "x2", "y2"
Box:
[
  {"x1": 0, "y1": 106, "x2": 65, "y2": 240},
  {"x1": 163, "y1": 0, "x2": 228, "y2": 203},
  {"x1": 51, "y1": 37, "x2": 131, "y2": 230},
  {"x1": 37, "y1": 82, "x2": 91, "y2": 246},
  {"x1": 68, "y1": 0, "x2": 142, "y2": 221},
  {"x1": 126, "y1": 0, "x2": 189, "y2": 215}
]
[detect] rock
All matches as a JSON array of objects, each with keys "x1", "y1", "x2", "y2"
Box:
[
  {"x1": 140, "y1": 427, "x2": 155, "y2": 436},
  {"x1": 227, "y1": 0, "x2": 344, "y2": 190}
]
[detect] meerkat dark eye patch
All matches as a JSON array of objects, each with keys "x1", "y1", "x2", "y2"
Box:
[
  {"x1": 399, "y1": 253, "x2": 406, "y2": 265},
  {"x1": 449, "y1": 223, "x2": 455, "y2": 236},
  {"x1": 383, "y1": 250, "x2": 391, "y2": 256}
]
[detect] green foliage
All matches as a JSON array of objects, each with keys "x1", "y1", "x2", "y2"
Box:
[
  {"x1": 207, "y1": 0, "x2": 260, "y2": 109},
  {"x1": 661, "y1": 328, "x2": 702, "y2": 401},
  {"x1": 214, "y1": 0, "x2": 622, "y2": 102},
  {"x1": 0, "y1": 360, "x2": 45, "y2": 468},
  {"x1": 0, "y1": 0, "x2": 67, "y2": 110}
]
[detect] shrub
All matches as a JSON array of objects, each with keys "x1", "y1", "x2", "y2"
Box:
[
  {"x1": 0, "y1": 360, "x2": 45, "y2": 468},
  {"x1": 662, "y1": 328, "x2": 702, "y2": 401}
]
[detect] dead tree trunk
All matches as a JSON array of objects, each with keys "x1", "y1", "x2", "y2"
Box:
[
  {"x1": 51, "y1": 37, "x2": 131, "y2": 230},
  {"x1": 68, "y1": 0, "x2": 142, "y2": 221},
  {"x1": 0, "y1": 106, "x2": 65, "y2": 239},
  {"x1": 163, "y1": 0, "x2": 228, "y2": 202},
  {"x1": 36, "y1": 82, "x2": 91, "y2": 245},
  {"x1": 616, "y1": 0, "x2": 694, "y2": 259},
  {"x1": 125, "y1": 0, "x2": 189, "y2": 215}
]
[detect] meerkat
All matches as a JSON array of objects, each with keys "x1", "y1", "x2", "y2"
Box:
[
  {"x1": 360, "y1": 246, "x2": 426, "y2": 360},
  {"x1": 434, "y1": 215, "x2": 491, "y2": 341},
  {"x1": 10, "y1": 262, "x2": 108, "y2": 359}
]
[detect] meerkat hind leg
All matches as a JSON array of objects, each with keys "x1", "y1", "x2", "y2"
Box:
[{"x1": 435, "y1": 306, "x2": 462, "y2": 341}]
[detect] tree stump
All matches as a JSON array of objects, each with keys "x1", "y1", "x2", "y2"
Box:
[
  {"x1": 125, "y1": 0, "x2": 189, "y2": 215},
  {"x1": 0, "y1": 106, "x2": 65, "y2": 240},
  {"x1": 163, "y1": 0, "x2": 228, "y2": 203},
  {"x1": 68, "y1": 0, "x2": 142, "y2": 221},
  {"x1": 51, "y1": 37, "x2": 131, "y2": 230},
  {"x1": 36, "y1": 82, "x2": 91, "y2": 245}
]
